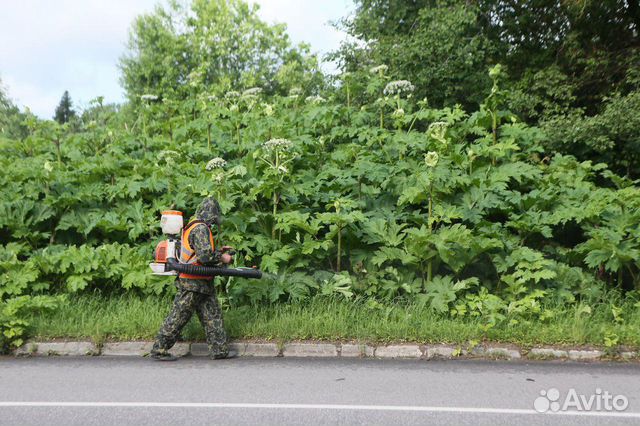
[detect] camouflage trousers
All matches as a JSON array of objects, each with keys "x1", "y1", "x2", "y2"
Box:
[{"x1": 151, "y1": 288, "x2": 228, "y2": 358}]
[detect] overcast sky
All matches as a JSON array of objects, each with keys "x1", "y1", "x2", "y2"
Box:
[{"x1": 0, "y1": 0, "x2": 353, "y2": 118}]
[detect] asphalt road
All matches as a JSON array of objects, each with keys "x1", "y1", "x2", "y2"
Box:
[{"x1": 1, "y1": 356, "x2": 639, "y2": 426}]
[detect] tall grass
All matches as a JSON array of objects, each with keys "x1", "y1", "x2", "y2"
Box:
[{"x1": 25, "y1": 294, "x2": 640, "y2": 348}]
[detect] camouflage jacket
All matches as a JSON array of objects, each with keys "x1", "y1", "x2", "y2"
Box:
[{"x1": 177, "y1": 223, "x2": 224, "y2": 295}]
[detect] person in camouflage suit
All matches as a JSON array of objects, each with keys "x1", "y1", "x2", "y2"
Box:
[{"x1": 150, "y1": 197, "x2": 235, "y2": 361}]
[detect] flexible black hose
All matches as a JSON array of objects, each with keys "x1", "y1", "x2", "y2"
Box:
[{"x1": 166, "y1": 257, "x2": 262, "y2": 279}]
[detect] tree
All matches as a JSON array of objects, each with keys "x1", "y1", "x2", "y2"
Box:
[
  {"x1": 119, "y1": 0, "x2": 323, "y2": 102},
  {"x1": 54, "y1": 90, "x2": 76, "y2": 124},
  {"x1": 479, "y1": 0, "x2": 640, "y2": 116},
  {"x1": 481, "y1": 0, "x2": 640, "y2": 177},
  {"x1": 335, "y1": 0, "x2": 495, "y2": 109},
  {"x1": 338, "y1": 0, "x2": 640, "y2": 176}
]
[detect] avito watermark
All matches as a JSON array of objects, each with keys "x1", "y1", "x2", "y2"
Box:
[{"x1": 534, "y1": 388, "x2": 629, "y2": 413}]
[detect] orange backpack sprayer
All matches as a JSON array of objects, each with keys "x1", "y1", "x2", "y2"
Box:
[{"x1": 149, "y1": 210, "x2": 262, "y2": 279}]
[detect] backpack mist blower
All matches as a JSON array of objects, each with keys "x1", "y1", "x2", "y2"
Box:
[{"x1": 149, "y1": 210, "x2": 262, "y2": 279}]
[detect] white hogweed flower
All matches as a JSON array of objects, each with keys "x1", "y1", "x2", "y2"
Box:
[
  {"x1": 242, "y1": 87, "x2": 263, "y2": 97},
  {"x1": 140, "y1": 94, "x2": 158, "y2": 101},
  {"x1": 424, "y1": 151, "x2": 439, "y2": 168},
  {"x1": 369, "y1": 64, "x2": 388, "y2": 74},
  {"x1": 383, "y1": 80, "x2": 415, "y2": 96},
  {"x1": 207, "y1": 95, "x2": 217, "y2": 102},
  {"x1": 305, "y1": 95, "x2": 326, "y2": 104},
  {"x1": 263, "y1": 138, "x2": 293, "y2": 152},
  {"x1": 206, "y1": 157, "x2": 227, "y2": 170},
  {"x1": 225, "y1": 91, "x2": 240, "y2": 99}
]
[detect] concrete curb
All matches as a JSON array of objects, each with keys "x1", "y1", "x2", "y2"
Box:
[
  {"x1": 15, "y1": 341, "x2": 98, "y2": 357},
  {"x1": 12, "y1": 341, "x2": 638, "y2": 362},
  {"x1": 101, "y1": 342, "x2": 153, "y2": 356},
  {"x1": 375, "y1": 345, "x2": 422, "y2": 359}
]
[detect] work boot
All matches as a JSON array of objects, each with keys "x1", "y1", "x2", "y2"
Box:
[
  {"x1": 211, "y1": 349, "x2": 238, "y2": 360},
  {"x1": 150, "y1": 351, "x2": 178, "y2": 361}
]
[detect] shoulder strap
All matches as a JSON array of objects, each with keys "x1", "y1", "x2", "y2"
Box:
[
  {"x1": 185, "y1": 219, "x2": 206, "y2": 230},
  {"x1": 182, "y1": 220, "x2": 215, "y2": 255}
]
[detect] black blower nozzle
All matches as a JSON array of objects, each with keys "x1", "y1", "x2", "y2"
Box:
[{"x1": 165, "y1": 257, "x2": 262, "y2": 279}]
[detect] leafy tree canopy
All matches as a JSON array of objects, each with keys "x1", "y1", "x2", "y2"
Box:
[
  {"x1": 338, "y1": 0, "x2": 640, "y2": 176},
  {"x1": 119, "y1": 0, "x2": 324, "y2": 103},
  {"x1": 335, "y1": 0, "x2": 494, "y2": 109}
]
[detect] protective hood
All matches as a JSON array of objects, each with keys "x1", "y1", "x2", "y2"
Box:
[{"x1": 195, "y1": 197, "x2": 222, "y2": 226}]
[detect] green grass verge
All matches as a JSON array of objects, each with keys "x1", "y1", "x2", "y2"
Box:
[{"x1": 25, "y1": 293, "x2": 640, "y2": 349}]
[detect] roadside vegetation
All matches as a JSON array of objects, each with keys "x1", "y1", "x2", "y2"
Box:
[
  {"x1": 1, "y1": 0, "x2": 639, "y2": 353},
  {"x1": 27, "y1": 293, "x2": 640, "y2": 349}
]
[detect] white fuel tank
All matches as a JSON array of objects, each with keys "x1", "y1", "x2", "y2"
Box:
[{"x1": 160, "y1": 210, "x2": 183, "y2": 235}]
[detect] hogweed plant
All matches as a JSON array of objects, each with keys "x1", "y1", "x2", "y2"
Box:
[
  {"x1": 317, "y1": 198, "x2": 364, "y2": 272},
  {"x1": 287, "y1": 87, "x2": 304, "y2": 134},
  {"x1": 370, "y1": 64, "x2": 388, "y2": 76},
  {"x1": 161, "y1": 97, "x2": 180, "y2": 143},
  {"x1": 242, "y1": 87, "x2": 263, "y2": 98},
  {"x1": 2, "y1": 63, "x2": 640, "y2": 347},
  {"x1": 305, "y1": 95, "x2": 326, "y2": 105},
  {"x1": 241, "y1": 87, "x2": 263, "y2": 113},
  {"x1": 484, "y1": 65, "x2": 509, "y2": 165},
  {"x1": 257, "y1": 138, "x2": 295, "y2": 238},
  {"x1": 198, "y1": 94, "x2": 221, "y2": 149},
  {"x1": 288, "y1": 87, "x2": 303, "y2": 100},
  {"x1": 157, "y1": 150, "x2": 179, "y2": 196},
  {"x1": 140, "y1": 94, "x2": 158, "y2": 142},
  {"x1": 206, "y1": 157, "x2": 228, "y2": 201},
  {"x1": 341, "y1": 72, "x2": 352, "y2": 109},
  {"x1": 424, "y1": 151, "x2": 439, "y2": 281},
  {"x1": 387, "y1": 80, "x2": 414, "y2": 128},
  {"x1": 406, "y1": 97, "x2": 430, "y2": 134},
  {"x1": 225, "y1": 90, "x2": 243, "y2": 146},
  {"x1": 384, "y1": 80, "x2": 415, "y2": 96}
]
